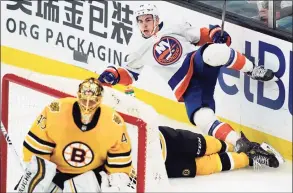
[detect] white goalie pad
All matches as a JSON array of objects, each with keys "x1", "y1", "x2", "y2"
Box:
[
  {"x1": 63, "y1": 170, "x2": 101, "y2": 193},
  {"x1": 16, "y1": 155, "x2": 57, "y2": 193}
]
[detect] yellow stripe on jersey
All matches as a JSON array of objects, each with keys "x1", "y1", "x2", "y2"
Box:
[
  {"x1": 28, "y1": 157, "x2": 45, "y2": 193},
  {"x1": 24, "y1": 131, "x2": 55, "y2": 155},
  {"x1": 25, "y1": 135, "x2": 53, "y2": 153},
  {"x1": 106, "y1": 151, "x2": 132, "y2": 168}
]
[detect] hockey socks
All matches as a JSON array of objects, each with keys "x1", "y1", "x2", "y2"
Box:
[
  {"x1": 208, "y1": 120, "x2": 240, "y2": 146},
  {"x1": 204, "y1": 136, "x2": 234, "y2": 155}
]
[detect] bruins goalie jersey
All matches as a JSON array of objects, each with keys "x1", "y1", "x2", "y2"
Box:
[{"x1": 22, "y1": 97, "x2": 132, "y2": 175}]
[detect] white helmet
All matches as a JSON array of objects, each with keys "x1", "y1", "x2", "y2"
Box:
[{"x1": 134, "y1": 4, "x2": 159, "y2": 20}]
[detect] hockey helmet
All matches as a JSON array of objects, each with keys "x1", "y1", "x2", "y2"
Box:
[
  {"x1": 77, "y1": 77, "x2": 104, "y2": 124},
  {"x1": 134, "y1": 4, "x2": 159, "y2": 21}
]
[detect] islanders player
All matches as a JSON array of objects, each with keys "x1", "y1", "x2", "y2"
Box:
[
  {"x1": 16, "y1": 78, "x2": 133, "y2": 192},
  {"x1": 98, "y1": 4, "x2": 277, "y2": 153}
]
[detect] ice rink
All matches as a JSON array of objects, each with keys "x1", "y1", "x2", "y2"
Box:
[{"x1": 2, "y1": 64, "x2": 292, "y2": 192}]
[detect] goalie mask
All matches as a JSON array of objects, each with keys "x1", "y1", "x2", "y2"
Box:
[{"x1": 77, "y1": 78, "x2": 104, "y2": 124}]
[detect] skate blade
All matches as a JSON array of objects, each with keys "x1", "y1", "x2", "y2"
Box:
[{"x1": 261, "y1": 142, "x2": 285, "y2": 164}]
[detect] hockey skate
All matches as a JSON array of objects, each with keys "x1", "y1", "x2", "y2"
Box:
[
  {"x1": 246, "y1": 65, "x2": 278, "y2": 82},
  {"x1": 246, "y1": 144, "x2": 280, "y2": 169},
  {"x1": 234, "y1": 131, "x2": 258, "y2": 153}
]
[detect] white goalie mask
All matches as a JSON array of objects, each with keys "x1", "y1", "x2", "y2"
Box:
[{"x1": 134, "y1": 4, "x2": 160, "y2": 37}]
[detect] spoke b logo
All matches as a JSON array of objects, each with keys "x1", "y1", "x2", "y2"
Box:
[{"x1": 63, "y1": 142, "x2": 94, "y2": 168}]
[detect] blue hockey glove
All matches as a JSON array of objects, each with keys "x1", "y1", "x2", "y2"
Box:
[
  {"x1": 209, "y1": 25, "x2": 231, "y2": 46},
  {"x1": 98, "y1": 66, "x2": 120, "y2": 85}
]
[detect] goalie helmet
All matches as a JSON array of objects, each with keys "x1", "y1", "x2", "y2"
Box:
[
  {"x1": 77, "y1": 77, "x2": 104, "y2": 124},
  {"x1": 134, "y1": 4, "x2": 160, "y2": 20}
]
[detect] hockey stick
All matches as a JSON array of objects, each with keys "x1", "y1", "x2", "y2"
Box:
[
  {"x1": 220, "y1": 0, "x2": 227, "y2": 37},
  {"x1": 1, "y1": 121, "x2": 25, "y2": 171}
]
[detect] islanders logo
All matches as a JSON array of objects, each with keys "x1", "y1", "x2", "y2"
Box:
[{"x1": 153, "y1": 36, "x2": 182, "y2": 66}]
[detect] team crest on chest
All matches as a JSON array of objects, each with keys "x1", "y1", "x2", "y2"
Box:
[
  {"x1": 153, "y1": 36, "x2": 182, "y2": 66},
  {"x1": 63, "y1": 142, "x2": 94, "y2": 168}
]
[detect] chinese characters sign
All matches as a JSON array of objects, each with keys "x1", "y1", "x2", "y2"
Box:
[
  {"x1": 6, "y1": 0, "x2": 133, "y2": 44},
  {"x1": 3, "y1": 0, "x2": 135, "y2": 66}
]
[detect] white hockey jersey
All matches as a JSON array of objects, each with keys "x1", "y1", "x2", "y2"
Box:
[{"x1": 119, "y1": 21, "x2": 212, "y2": 101}]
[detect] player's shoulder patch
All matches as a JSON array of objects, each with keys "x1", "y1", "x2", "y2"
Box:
[
  {"x1": 48, "y1": 100, "x2": 60, "y2": 112},
  {"x1": 112, "y1": 112, "x2": 123, "y2": 126}
]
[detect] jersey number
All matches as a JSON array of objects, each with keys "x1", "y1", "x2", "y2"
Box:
[
  {"x1": 121, "y1": 133, "x2": 127, "y2": 143},
  {"x1": 36, "y1": 115, "x2": 46, "y2": 129}
]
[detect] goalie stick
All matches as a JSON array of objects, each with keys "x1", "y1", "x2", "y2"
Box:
[{"x1": 1, "y1": 121, "x2": 25, "y2": 171}]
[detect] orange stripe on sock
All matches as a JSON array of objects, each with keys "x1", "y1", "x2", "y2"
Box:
[
  {"x1": 229, "y1": 52, "x2": 246, "y2": 71},
  {"x1": 215, "y1": 124, "x2": 233, "y2": 141}
]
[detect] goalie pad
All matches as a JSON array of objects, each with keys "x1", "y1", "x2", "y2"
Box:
[
  {"x1": 63, "y1": 170, "x2": 101, "y2": 193},
  {"x1": 16, "y1": 155, "x2": 57, "y2": 192}
]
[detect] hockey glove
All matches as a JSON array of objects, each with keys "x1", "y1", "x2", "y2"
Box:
[
  {"x1": 98, "y1": 66, "x2": 120, "y2": 85},
  {"x1": 209, "y1": 25, "x2": 231, "y2": 46},
  {"x1": 100, "y1": 172, "x2": 135, "y2": 192}
]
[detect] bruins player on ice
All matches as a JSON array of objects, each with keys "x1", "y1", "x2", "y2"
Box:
[
  {"x1": 158, "y1": 125, "x2": 281, "y2": 178},
  {"x1": 16, "y1": 78, "x2": 133, "y2": 192},
  {"x1": 121, "y1": 87, "x2": 282, "y2": 179}
]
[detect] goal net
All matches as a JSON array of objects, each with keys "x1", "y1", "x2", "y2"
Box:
[{"x1": 0, "y1": 73, "x2": 170, "y2": 192}]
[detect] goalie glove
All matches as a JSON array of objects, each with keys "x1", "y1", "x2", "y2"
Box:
[{"x1": 100, "y1": 172, "x2": 135, "y2": 192}]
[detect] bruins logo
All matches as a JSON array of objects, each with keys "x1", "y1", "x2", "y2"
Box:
[
  {"x1": 112, "y1": 113, "x2": 122, "y2": 125},
  {"x1": 49, "y1": 101, "x2": 60, "y2": 112},
  {"x1": 63, "y1": 142, "x2": 94, "y2": 168},
  {"x1": 182, "y1": 169, "x2": 190, "y2": 176}
]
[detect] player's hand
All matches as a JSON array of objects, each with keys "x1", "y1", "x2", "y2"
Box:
[
  {"x1": 98, "y1": 66, "x2": 120, "y2": 85},
  {"x1": 209, "y1": 25, "x2": 231, "y2": 46}
]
